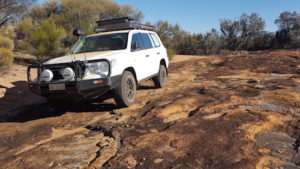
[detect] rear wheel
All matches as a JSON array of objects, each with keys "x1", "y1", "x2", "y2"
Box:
[
  {"x1": 113, "y1": 71, "x2": 137, "y2": 107},
  {"x1": 153, "y1": 65, "x2": 167, "y2": 88}
]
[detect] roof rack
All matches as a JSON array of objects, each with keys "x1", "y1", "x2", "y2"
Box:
[{"x1": 94, "y1": 17, "x2": 153, "y2": 33}]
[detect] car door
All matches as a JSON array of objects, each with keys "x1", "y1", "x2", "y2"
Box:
[
  {"x1": 149, "y1": 33, "x2": 164, "y2": 74},
  {"x1": 130, "y1": 33, "x2": 152, "y2": 81},
  {"x1": 139, "y1": 33, "x2": 158, "y2": 76}
]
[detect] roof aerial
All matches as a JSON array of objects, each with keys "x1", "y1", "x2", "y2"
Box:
[{"x1": 94, "y1": 17, "x2": 153, "y2": 33}]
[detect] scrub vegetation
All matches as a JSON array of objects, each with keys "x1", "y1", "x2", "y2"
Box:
[
  {"x1": 153, "y1": 12, "x2": 300, "y2": 56},
  {"x1": 0, "y1": 27, "x2": 15, "y2": 68},
  {"x1": 0, "y1": 0, "x2": 300, "y2": 64}
]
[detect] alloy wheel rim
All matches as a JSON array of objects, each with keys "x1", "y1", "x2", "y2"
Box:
[{"x1": 125, "y1": 77, "x2": 135, "y2": 100}]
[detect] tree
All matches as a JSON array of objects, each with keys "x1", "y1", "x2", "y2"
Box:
[
  {"x1": 154, "y1": 21, "x2": 187, "y2": 50},
  {"x1": 275, "y1": 11, "x2": 300, "y2": 48},
  {"x1": 30, "y1": 0, "x2": 143, "y2": 33},
  {"x1": 15, "y1": 17, "x2": 34, "y2": 50},
  {"x1": 220, "y1": 13, "x2": 265, "y2": 51},
  {"x1": 203, "y1": 29, "x2": 222, "y2": 54},
  {"x1": 153, "y1": 21, "x2": 188, "y2": 58},
  {"x1": 239, "y1": 13, "x2": 265, "y2": 50},
  {"x1": 275, "y1": 29, "x2": 290, "y2": 48},
  {"x1": 0, "y1": 0, "x2": 34, "y2": 27},
  {"x1": 30, "y1": 0, "x2": 144, "y2": 46},
  {"x1": 27, "y1": 20, "x2": 66, "y2": 61},
  {"x1": 182, "y1": 34, "x2": 204, "y2": 55},
  {"x1": 120, "y1": 4, "x2": 144, "y2": 22},
  {"x1": 275, "y1": 11, "x2": 300, "y2": 31},
  {"x1": 15, "y1": 17, "x2": 33, "y2": 39},
  {"x1": 220, "y1": 19, "x2": 241, "y2": 51}
]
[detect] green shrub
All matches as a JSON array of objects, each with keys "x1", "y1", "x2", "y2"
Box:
[
  {"x1": 167, "y1": 48, "x2": 176, "y2": 60},
  {"x1": 219, "y1": 49, "x2": 231, "y2": 55},
  {"x1": 27, "y1": 20, "x2": 67, "y2": 61},
  {"x1": 15, "y1": 17, "x2": 33, "y2": 39},
  {"x1": 0, "y1": 28, "x2": 14, "y2": 69},
  {"x1": 0, "y1": 35, "x2": 14, "y2": 50},
  {"x1": 0, "y1": 47, "x2": 13, "y2": 67},
  {"x1": 0, "y1": 26, "x2": 16, "y2": 40}
]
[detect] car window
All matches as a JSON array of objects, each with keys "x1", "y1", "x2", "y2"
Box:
[
  {"x1": 72, "y1": 33, "x2": 128, "y2": 54},
  {"x1": 140, "y1": 33, "x2": 154, "y2": 49},
  {"x1": 150, "y1": 33, "x2": 161, "y2": 47},
  {"x1": 131, "y1": 33, "x2": 144, "y2": 50}
]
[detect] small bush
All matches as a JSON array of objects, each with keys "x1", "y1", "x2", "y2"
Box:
[
  {"x1": 16, "y1": 17, "x2": 33, "y2": 37},
  {"x1": 0, "y1": 35, "x2": 14, "y2": 50},
  {"x1": 0, "y1": 47, "x2": 13, "y2": 67},
  {"x1": 15, "y1": 17, "x2": 33, "y2": 42},
  {"x1": 167, "y1": 48, "x2": 176, "y2": 60},
  {"x1": 0, "y1": 28, "x2": 14, "y2": 70},
  {"x1": 0, "y1": 26, "x2": 16, "y2": 40},
  {"x1": 219, "y1": 49, "x2": 231, "y2": 55}
]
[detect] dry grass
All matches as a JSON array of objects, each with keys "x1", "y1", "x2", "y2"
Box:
[
  {"x1": 0, "y1": 35, "x2": 14, "y2": 50},
  {"x1": 0, "y1": 47, "x2": 13, "y2": 68}
]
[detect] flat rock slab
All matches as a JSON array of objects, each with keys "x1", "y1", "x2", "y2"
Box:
[
  {"x1": 1, "y1": 50, "x2": 300, "y2": 169},
  {"x1": 256, "y1": 132, "x2": 299, "y2": 164}
]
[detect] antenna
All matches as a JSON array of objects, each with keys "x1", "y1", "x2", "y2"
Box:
[
  {"x1": 69, "y1": 38, "x2": 77, "y2": 62},
  {"x1": 78, "y1": 13, "x2": 88, "y2": 63}
]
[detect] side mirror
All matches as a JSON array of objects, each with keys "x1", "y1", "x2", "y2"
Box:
[
  {"x1": 132, "y1": 42, "x2": 139, "y2": 51},
  {"x1": 73, "y1": 28, "x2": 83, "y2": 37}
]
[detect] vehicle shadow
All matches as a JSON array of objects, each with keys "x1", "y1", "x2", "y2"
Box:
[
  {"x1": 0, "y1": 81, "x2": 118, "y2": 123},
  {"x1": 63, "y1": 101, "x2": 118, "y2": 113},
  {"x1": 4, "y1": 102, "x2": 118, "y2": 123},
  {"x1": 138, "y1": 85, "x2": 157, "y2": 90},
  {"x1": 0, "y1": 80, "x2": 44, "y2": 113}
]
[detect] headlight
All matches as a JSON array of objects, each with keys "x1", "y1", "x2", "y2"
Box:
[
  {"x1": 41, "y1": 69, "x2": 53, "y2": 82},
  {"x1": 85, "y1": 61, "x2": 109, "y2": 78}
]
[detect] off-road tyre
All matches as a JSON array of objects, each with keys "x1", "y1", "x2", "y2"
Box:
[
  {"x1": 113, "y1": 71, "x2": 137, "y2": 107},
  {"x1": 153, "y1": 65, "x2": 167, "y2": 88}
]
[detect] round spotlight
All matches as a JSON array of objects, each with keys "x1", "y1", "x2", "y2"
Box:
[
  {"x1": 41, "y1": 69, "x2": 53, "y2": 82},
  {"x1": 61, "y1": 67, "x2": 74, "y2": 80}
]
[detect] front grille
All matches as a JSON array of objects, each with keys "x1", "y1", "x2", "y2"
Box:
[{"x1": 51, "y1": 68, "x2": 64, "y2": 81}]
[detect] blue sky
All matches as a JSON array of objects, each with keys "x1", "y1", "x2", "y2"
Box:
[{"x1": 37, "y1": 0, "x2": 300, "y2": 34}]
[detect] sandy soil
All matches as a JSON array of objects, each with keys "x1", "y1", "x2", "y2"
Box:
[{"x1": 0, "y1": 50, "x2": 299, "y2": 169}]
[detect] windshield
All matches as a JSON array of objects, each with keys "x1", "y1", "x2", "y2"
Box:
[{"x1": 71, "y1": 33, "x2": 128, "y2": 54}]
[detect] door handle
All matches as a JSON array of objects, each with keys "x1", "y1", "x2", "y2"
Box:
[
  {"x1": 157, "y1": 52, "x2": 160, "y2": 55},
  {"x1": 146, "y1": 54, "x2": 150, "y2": 57}
]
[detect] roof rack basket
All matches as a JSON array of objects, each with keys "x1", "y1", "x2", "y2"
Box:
[{"x1": 94, "y1": 17, "x2": 153, "y2": 33}]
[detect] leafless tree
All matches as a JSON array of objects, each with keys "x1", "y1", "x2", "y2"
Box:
[{"x1": 0, "y1": 0, "x2": 34, "y2": 26}]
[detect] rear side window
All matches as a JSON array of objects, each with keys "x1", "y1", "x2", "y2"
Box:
[
  {"x1": 150, "y1": 33, "x2": 161, "y2": 47},
  {"x1": 140, "y1": 33, "x2": 153, "y2": 49},
  {"x1": 131, "y1": 33, "x2": 144, "y2": 50}
]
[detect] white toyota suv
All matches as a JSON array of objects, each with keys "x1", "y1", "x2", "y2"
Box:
[{"x1": 27, "y1": 17, "x2": 169, "y2": 108}]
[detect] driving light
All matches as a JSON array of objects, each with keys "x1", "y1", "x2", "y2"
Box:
[
  {"x1": 41, "y1": 69, "x2": 53, "y2": 82},
  {"x1": 60, "y1": 67, "x2": 75, "y2": 81}
]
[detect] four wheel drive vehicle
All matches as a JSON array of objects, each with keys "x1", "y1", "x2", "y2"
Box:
[{"x1": 27, "y1": 17, "x2": 169, "y2": 108}]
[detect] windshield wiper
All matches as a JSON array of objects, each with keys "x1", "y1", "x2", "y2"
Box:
[{"x1": 74, "y1": 49, "x2": 100, "y2": 54}]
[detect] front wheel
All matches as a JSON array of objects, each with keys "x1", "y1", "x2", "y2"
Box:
[
  {"x1": 153, "y1": 65, "x2": 167, "y2": 88},
  {"x1": 113, "y1": 71, "x2": 137, "y2": 107}
]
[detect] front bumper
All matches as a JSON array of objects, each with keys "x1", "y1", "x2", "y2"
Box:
[
  {"x1": 27, "y1": 59, "x2": 120, "y2": 100},
  {"x1": 28, "y1": 76, "x2": 121, "y2": 100}
]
